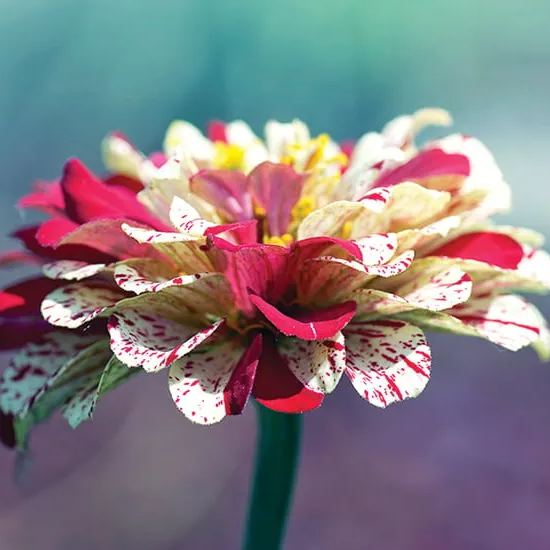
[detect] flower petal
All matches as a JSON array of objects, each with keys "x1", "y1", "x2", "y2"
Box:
[
  {"x1": 248, "y1": 162, "x2": 304, "y2": 236},
  {"x1": 430, "y1": 231, "x2": 524, "y2": 269},
  {"x1": 0, "y1": 332, "x2": 99, "y2": 416},
  {"x1": 344, "y1": 320, "x2": 431, "y2": 407},
  {"x1": 41, "y1": 283, "x2": 124, "y2": 328},
  {"x1": 374, "y1": 148, "x2": 470, "y2": 188},
  {"x1": 169, "y1": 196, "x2": 215, "y2": 235},
  {"x1": 250, "y1": 294, "x2": 356, "y2": 341},
  {"x1": 169, "y1": 333, "x2": 262, "y2": 424},
  {"x1": 279, "y1": 332, "x2": 346, "y2": 394},
  {"x1": 190, "y1": 169, "x2": 253, "y2": 221},
  {"x1": 450, "y1": 294, "x2": 545, "y2": 351},
  {"x1": 43, "y1": 260, "x2": 106, "y2": 281},
  {"x1": 114, "y1": 261, "x2": 209, "y2": 294},
  {"x1": 253, "y1": 336, "x2": 324, "y2": 413},
  {"x1": 108, "y1": 310, "x2": 224, "y2": 372}
]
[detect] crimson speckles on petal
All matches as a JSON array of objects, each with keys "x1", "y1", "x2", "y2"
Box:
[{"x1": 344, "y1": 320, "x2": 431, "y2": 407}]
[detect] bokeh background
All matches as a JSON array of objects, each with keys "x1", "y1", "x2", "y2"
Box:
[{"x1": 1, "y1": 1, "x2": 550, "y2": 548}]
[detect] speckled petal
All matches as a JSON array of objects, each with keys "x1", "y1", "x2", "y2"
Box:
[
  {"x1": 169, "y1": 334, "x2": 262, "y2": 424},
  {"x1": 344, "y1": 320, "x2": 431, "y2": 407},
  {"x1": 114, "y1": 262, "x2": 209, "y2": 294},
  {"x1": 41, "y1": 283, "x2": 124, "y2": 328},
  {"x1": 43, "y1": 260, "x2": 107, "y2": 281},
  {"x1": 108, "y1": 310, "x2": 224, "y2": 372},
  {"x1": 450, "y1": 294, "x2": 545, "y2": 351},
  {"x1": 279, "y1": 332, "x2": 346, "y2": 394},
  {"x1": 0, "y1": 332, "x2": 98, "y2": 415},
  {"x1": 169, "y1": 196, "x2": 215, "y2": 235}
]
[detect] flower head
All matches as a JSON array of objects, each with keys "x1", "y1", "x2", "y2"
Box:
[{"x1": 1, "y1": 109, "x2": 549, "y2": 447}]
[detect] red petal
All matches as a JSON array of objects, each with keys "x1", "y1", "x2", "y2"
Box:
[
  {"x1": 430, "y1": 231, "x2": 524, "y2": 269},
  {"x1": 61, "y1": 159, "x2": 166, "y2": 229},
  {"x1": 35, "y1": 218, "x2": 80, "y2": 247},
  {"x1": 223, "y1": 333, "x2": 263, "y2": 415},
  {"x1": 205, "y1": 220, "x2": 259, "y2": 250},
  {"x1": 16, "y1": 225, "x2": 116, "y2": 264},
  {"x1": 374, "y1": 148, "x2": 470, "y2": 188},
  {"x1": 250, "y1": 295, "x2": 357, "y2": 341},
  {"x1": 253, "y1": 336, "x2": 323, "y2": 413},
  {"x1": 207, "y1": 120, "x2": 227, "y2": 142},
  {"x1": 104, "y1": 174, "x2": 144, "y2": 193},
  {"x1": 0, "y1": 277, "x2": 62, "y2": 317}
]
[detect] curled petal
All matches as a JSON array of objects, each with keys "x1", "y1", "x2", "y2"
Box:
[
  {"x1": 114, "y1": 262, "x2": 208, "y2": 294},
  {"x1": 430, "y1": 231, "x2": 524, "y2": 269},
  {"x1": 121, "y1": 223, "x2": 200, "y2": 244},
  {"x1": 169, "y1": 196, "x2": 215, "y2": 235},
  {"x1": 357, "y1": 187, "x2": 391, "y2": 212},
  {"x1": 344, "y1": 320, "x2": 431, "y2": 408},
  {"x1": 0, "y1": 332, "x2": 99, "y2": 416},
  {"x1": 41, "y1": 283, "x2": 124, "y2": 328},
  {"x1": 250, "y1": 295, "x2": 356, "y2": 341},
  {"x1": 450, "y1": 295, "x2": 545, "y2": 351},
  {"x1": 108, "y1": 312, "x2": 224, "y2": 372},
  {"x1": 169, "y1": 334, "x2": 262, "y2": 424},
  {"x1": 253, "y1": 336, "x2": 324, "y2": 413},
  {"x1": 43, "y1": 260, "x2": 106, "y2": 281}
]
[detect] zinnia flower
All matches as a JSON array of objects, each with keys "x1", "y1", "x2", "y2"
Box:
[{"x1": 1, "y1": 108, "x2": 549, "y2": 449}]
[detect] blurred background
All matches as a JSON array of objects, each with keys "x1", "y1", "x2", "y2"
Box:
[{"x1": 1, "y1": 1, "x2": 550, "y2": 548}]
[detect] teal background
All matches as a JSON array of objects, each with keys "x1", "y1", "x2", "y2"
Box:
[{"x1": 1, "y1": 2, "x2": 550, "y2": 549}]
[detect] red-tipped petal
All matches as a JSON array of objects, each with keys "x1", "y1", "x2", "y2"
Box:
[{"x1": 431, "y1": 231, "x2": 524, "y2": 269}]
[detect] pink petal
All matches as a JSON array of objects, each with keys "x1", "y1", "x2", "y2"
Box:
[
  {"x1": 248, "y1": 162, "x2": 304, "y2": 236},
  {"x1": 430, "y1": 231, "x2": 524, "y2": 269},
  {"x1": 374, "y1": 148, "x2": 470, "y2": 188},
  {"x1": 190, "y1": 169, "x2": 253, "y2": 221},
  {"x1": 253, "y1": 336, "x2": 324, "y2": 413},
  {"x1": 207, "y1": 120, "x2": 228, "y2": 142},
  {"x1": 108, "y1": 311, "x2": 224, "y2": 372},
  {"x1": 205, "y1": 220, "x2": 259, "y2": 249},
  {"x1": 41, "y1": 283, "x2": 124, "y2": 328},
  {"x1": 53, "y1": 219, "x2": 158, "y2": 260},
  {"x1": 35, "y1": 218, "x2": 80, "y2": 247},
  {"x1": 18, "y1": 180, "x2": 65, "y2": 215},
  {"x1": 250, "y1": 295, "x2": 356, "y2": 341},
  {"x1": 344, "y1": 320, "x2": 431, "y2": 407},
  {"x1": 279, "y1": 332, "x2": 346, "y2": 393}
]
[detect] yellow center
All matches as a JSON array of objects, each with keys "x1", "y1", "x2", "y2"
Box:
[{"x1": 213, "y1": 142, "x2": 245, "y2": 170}]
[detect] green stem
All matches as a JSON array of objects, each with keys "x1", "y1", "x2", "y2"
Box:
[{"x1": 243, "y1": 404, "x2": 303, "y2": 550}]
